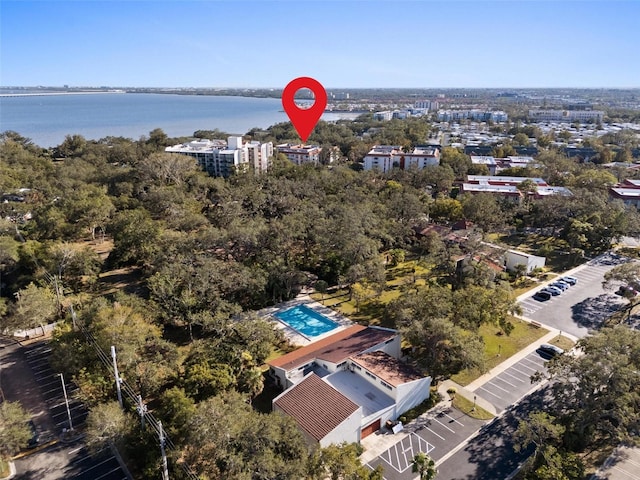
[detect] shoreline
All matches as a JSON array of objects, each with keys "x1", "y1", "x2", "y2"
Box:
[{"x1": 0, "y1": 91, "x2": 125, "y2": 98}]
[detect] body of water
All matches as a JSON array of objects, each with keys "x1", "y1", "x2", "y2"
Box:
[{"x1": 0, "y1": 93, "x2": 360, "y2": 147}]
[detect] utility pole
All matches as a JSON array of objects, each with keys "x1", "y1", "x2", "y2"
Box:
[
  {"x1": 136, "y1": 395, "x2": 147, "y2": 429},
  {"x1": 111, "y1": 346, "x2": 123, "y2": 408},
  {"x1": 159, "y1": 421, "x2": 169, "y2": 480},
  {"x1": 59, "y1": 373, "x2": 74, "y2": 431}
]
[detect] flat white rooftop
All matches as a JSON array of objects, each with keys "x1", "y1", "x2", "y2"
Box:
[{"x1": 324, "y1": 370, "x2": 394, "y2": 418}]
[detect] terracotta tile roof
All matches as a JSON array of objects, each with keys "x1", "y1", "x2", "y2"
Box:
[
  {"x1": 274, "y1": 373, "x2": 360, "y2": 442},
  {"x1": 269, "y1": 325, "x2": 397, "y2": 371},
  {"x1": 351, "y1": 351, "x2": 424, "y2": 387}
]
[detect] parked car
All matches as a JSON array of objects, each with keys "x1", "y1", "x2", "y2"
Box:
[
  {"x1": 551, "y1": 281, "x2": 570, "y2": 291},
  {"x1": 542, "y1": 286, "x2": 562, "y2": 296},
  {"x1": 538, "y1": 343, "x2": 564, "y2": 357},
  {"x1": 533, "y1": 291, "x2": 552, "y2": 301},
  {"x1": 561, "y1": 276, "x2": 578, "y2": 285}
]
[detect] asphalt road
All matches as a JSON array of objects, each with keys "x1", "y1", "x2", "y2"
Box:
[
  {"x1": 518, "y1": 252, "x2": 630, "y2": 338},
  {"x1": 436, "y1": 387, "x2": 551, "y2": 480}
]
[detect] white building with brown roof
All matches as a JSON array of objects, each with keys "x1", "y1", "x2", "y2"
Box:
[
  {"x1": 273, "y1": 374, "x2": 362, "y2": 447},
  {"x1": 270, "y1": 325, "x2": 432, "y2": 443}
]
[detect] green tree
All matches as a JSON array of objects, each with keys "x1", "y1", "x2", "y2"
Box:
[
  {"x1": 429, "y1": 198, "x2": 463, "y2": 222},
  {"x1": 7, "y1": 283, "x2": 58, "y2": 332},
  {"x1": 307, "y1": 442, "x2": 383, "y2": 480},
  {"x1": 514, "y1": 412, "x2": 564, "y2": 464},
  {"x1": 440, "y1": 147, "x2": 472, "y2": 177},
  {"x1": 0, "y1": 401, "x2": 31, "y2": 460},
  {"x1": 513, "y1": 133, "x2": 530, "y2": 146},
  {"x1": 108, "y1": 208, "x2": 160, "y2": 266},
  {"x1": 315, "y1": 279, "x2": 329, "y2": 301},
  {"x1": 542, "y1": 327, "x2": 640, "y2": 450},
  {"x1": 155, "y1": 387, "x2": 196, "y2": 444},
  {"x1": 603, "y1": 262, "x2": 640, "y2": 320},
  {"x1": 85, "y1": 401, "x2": 132, "y2": 451},
  {"x1": 412, "y1": 452, "x2": 437, "y2": 480},
  {"x1": 403, "y1": 316, "x2": 485, "y2": 383},
  {"x1": 183, "y1": 391, "x2": 308, "y2": 480}
]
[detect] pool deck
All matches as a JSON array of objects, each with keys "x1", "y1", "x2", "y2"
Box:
[{"x1": 257, "y1": 295, "x2": 353, "y2": 347}]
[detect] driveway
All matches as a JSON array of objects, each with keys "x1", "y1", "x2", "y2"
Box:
[{"x1": 518, "y1": 252, "x2": 630, "y2": 338}]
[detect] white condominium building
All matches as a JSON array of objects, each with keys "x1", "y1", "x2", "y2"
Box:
[
  {"x1": 363, "y1": 145, "x2": 440, "y2": 173},
  {"x1": 528, "y1": 110, "x2": 605, "y2": 123},
  {"x1": 165, "y1": 136, "x2": 273, "y2": 178},
  {"x1": 276, "y1": 144, "x2": 323, "y2": 166}
]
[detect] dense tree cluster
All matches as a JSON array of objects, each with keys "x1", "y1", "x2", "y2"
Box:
[
  {"x1": 3, "y1": 121, "x2": 640, "y2": 478},
  {"x1": 517, "y1": 327, "x2": 640, "y2": 479}
]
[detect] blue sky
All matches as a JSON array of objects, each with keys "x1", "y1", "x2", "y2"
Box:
[{"x1": 1, "y1": 1, "x2": 639, "y2": 88}]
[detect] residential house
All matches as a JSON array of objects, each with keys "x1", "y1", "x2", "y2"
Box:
[{"x1": 609, "y1": 179, "x2": 640, "y2": 208}]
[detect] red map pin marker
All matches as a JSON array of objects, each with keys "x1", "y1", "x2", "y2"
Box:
[{"x1": 282, "y1": 77, "x2": 327, "y2": 143}]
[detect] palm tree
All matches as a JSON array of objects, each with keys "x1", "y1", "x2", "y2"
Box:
[{"x1": 412, "y1": 452, "x2": 437, "y2": 480}]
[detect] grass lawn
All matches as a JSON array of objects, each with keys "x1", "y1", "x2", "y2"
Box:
[
  {"x1": 548, "y1": 334, "x2": 576, "y2": 351},
  {"x1": 310, "y1": 259, "x2": 431, "y2": 328},
  {"x1": 452, "y1": 395, "x2": 494, "y2": 420},
  {"x1": 0, "y1": 459, "x2": 10, "y2": 479},
  {"x1": 451, "y1": 319, "x2": 548, "y2": 386}
]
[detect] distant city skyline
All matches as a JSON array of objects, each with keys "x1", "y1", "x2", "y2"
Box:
[{"x1": 2, "y1": 1, "x2": 639, "y2": 89}]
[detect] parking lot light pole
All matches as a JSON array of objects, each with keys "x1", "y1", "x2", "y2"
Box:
[
  {"x1": 58, "y1": 373, "x2": 74, "y2": 431},
  {"x1": 472, "y1": 395, "x2": 477, "y2": 412}
]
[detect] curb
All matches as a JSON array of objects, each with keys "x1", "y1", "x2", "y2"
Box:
[{"x1": 10, "y1": 439, "x2": 58, "y2": 461}]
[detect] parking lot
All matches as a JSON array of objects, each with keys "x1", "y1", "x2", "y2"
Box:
[
  {"x1": 2, "y1": 339, "x2": 130, "y2": 480},
  {"x1": 519, "y1": 252, "x2": 630, "y2": 338},
  {"x1": 472, "y1": 351, "x2": 549, "y2": 413},
  {"x1": 367, "y1": 406, "x2": 486, "y2": 480}
]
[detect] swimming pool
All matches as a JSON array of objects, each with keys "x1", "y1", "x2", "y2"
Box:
[{"x1": 274, "y1": 305, "x2": 340, "y2": 338}]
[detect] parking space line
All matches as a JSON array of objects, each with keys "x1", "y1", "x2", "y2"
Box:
[
  {"x1": 510, "y1": 366, "x2": 534, "y2": 378},
  {"x1": 69, "y1": 455, "x2": 114, "y2": 475},
  {"x1": 484, "y1": 380, "x2": 510, "y2": 393},
  {"x1": 477, "y1": 386, "x2": 503, "y2": 399},
  {"x1": 93, "y1": 466, "x2": 125, "y2": 480},
  {"x1": 514, "y1": 362, "x2": 538, "y2": 373},
  {"x1": 443, "y1": 412, "x2": 464, "y2": 426},
  {"x1": 424, "y1": 426, "x2": 446, "y2": 441},
  {"x1": 432, "y1": 417, "x2": 455, "y2": 433},
  {"x1": 502, "y1": 370, "x2": 526, "y2": 383},
  {"x1": 493, "y1": 376, "x2": 518, "y2": 388}
]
